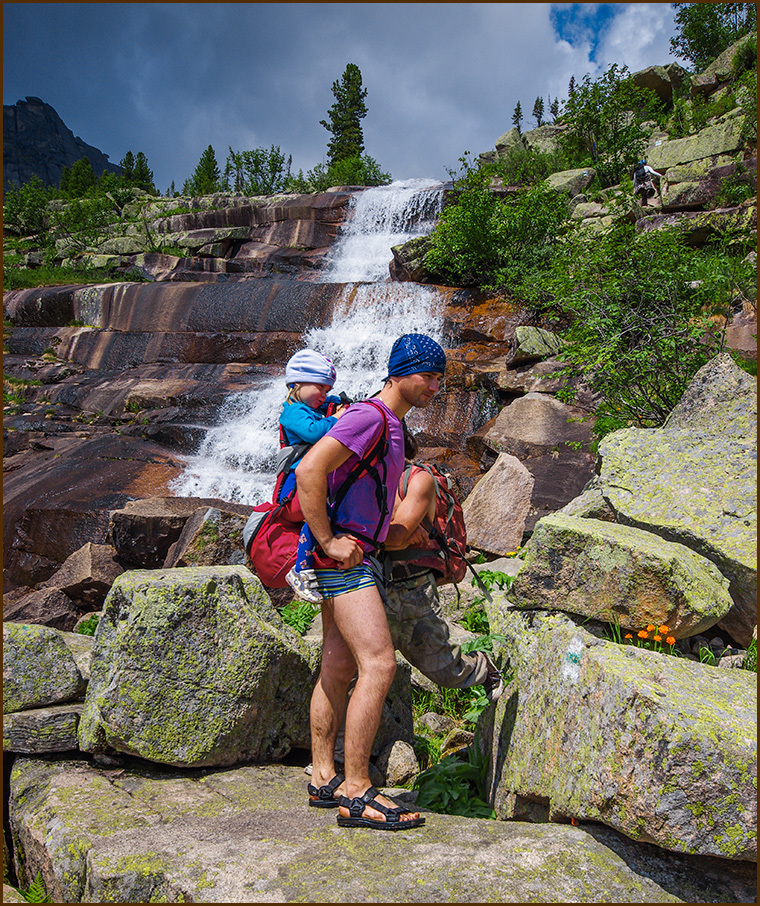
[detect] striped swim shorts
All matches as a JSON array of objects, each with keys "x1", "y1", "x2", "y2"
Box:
[{"x1": 314, "y1": 563, "x2": 377, "y2": 598}]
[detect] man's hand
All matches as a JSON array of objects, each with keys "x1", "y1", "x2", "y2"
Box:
[{"x1": 323, "y1": 534, "x2": 364, "y2": 569}]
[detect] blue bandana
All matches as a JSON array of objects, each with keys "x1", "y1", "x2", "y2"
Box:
[{"x1": 385, "y1": 334, "x2": 447, "y2": 379}]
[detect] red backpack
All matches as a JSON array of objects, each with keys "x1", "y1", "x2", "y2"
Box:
[
  {"x1": 243, "y1": 400, "x2": 389, "y2": 588},
  {"x1": 385, "y1": 462, "x2": 468, "y2": 585}
]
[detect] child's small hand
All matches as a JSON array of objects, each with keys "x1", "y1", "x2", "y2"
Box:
[{"x1": 334, "y1": 404, "x2": 350, "y2": 418}]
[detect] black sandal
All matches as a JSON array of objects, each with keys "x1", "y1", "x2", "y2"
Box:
[
  {"x1": 337, "y1": 786, "x2": 425, "y2": 830},
  {"x1": 307, "y1": 773, "x2": 344, "y2": 808}
]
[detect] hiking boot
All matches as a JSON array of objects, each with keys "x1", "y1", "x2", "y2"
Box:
[
  {"x1": 483, "y1": 655, "x2": 505, "y2": 703},
  {"x1": 286, "y1": 567, "x2": 323, "y2": 603}
]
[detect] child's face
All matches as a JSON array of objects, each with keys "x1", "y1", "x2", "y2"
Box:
[{"x1": 298, "y1": 383, "x2": 331, "y2": 409}]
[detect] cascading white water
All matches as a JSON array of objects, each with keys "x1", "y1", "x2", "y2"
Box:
[
  {"x1": 170, "y1": 178, "x2": 446, "y2": 505},
  {"x1": 320, "y1": 178, "x2": 444, "y2": 284}
]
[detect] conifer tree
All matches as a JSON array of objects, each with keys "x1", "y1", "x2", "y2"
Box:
[
  {"x1": 532, "y1": 96, "x2": 545, "y2": 127},
  {"x1": 511, "y1": 101, "x2": 523, "y2": 134},
  {"x1": 550, "y1": 97, "x2": 560, "y2": 122},
  {"x1": 320, "y1": 63, "x2": 368, "y2": 165},
  {"x1": 132, "y1": 152, "x2": 156, "y2": 193},
  {"x1": 183, "y1": 145, "x2": 223, "y2": 195},
  {"x1": 60, "y1": 157, "x2": 96, "y2": 197}
]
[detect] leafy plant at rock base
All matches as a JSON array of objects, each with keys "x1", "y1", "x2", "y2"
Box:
[
  {"x1": 279, "y1": 599, "x2": 320, "y2": 635},
  {"x1": 8, "y1": 871, "x2": 51, "y2": 902},
  {"x1": 537, "y1": 219, "x2": 740, "y2": 439},
  {"x1": 413, "y1": 741, "x2": 496, "y2": 819},
  {"x1": 75, "y1": 613, "x2": 100, "y2": 636},
  {"x1": 424, "y1": 155, "x2": 568, "y2": 291},
  {"x1": 558, "y1": 63, "x2": 662, "y2": 187},
  {"x1": 742, "y1": 637, "x2": 757, "y2": 672}
]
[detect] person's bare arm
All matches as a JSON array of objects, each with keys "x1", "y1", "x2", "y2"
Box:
[
  {"x1": 295, "y1": 436, "x2": 364, "y2": 568},
  {"x1": 384, "y1": 470, "x2": 436, "y2": 550}
]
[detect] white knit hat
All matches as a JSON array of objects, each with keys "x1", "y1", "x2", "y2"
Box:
[{"x1": 285, "y1": 349, "x2": 337, "y2": 387}]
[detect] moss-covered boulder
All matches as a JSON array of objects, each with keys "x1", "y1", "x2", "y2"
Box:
[
  {"x1": 508, "y1": 513, "x2": 733, "y2": 638},
  {"x1": 480, "y1": 609, "x2": 757, "y2": 861},
  {"x1": 647, "y1": 112, "x2": 745, "y2": 170},
  {"x1": 596, "y1": 354, "x2": 756, "y2": 645},
  {"x1": 544, "y1": 167, "x2": 597, "y2": 197},
  {"x1": 8, "y1": 757, "x2": 757, "y2": 902},
  {"x1": 3, "y1": 703, "x2": 83, "y2": 755},
  {"x1": 507, "y1": 325, "x2": 563, "y2": 364},
  {"x1": 78, "y1": 566, "x2": 316, "y2": 767},
  {"x1": 3, "y1": 623, "x2": 89, "y2": 713}
]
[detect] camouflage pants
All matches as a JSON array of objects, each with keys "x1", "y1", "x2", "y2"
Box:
[{"x1": 384, "y1": 571, "x2": 489, "y2": 688}]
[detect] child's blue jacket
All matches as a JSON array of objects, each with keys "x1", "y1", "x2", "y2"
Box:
[{"x1": 279, "y1": 395, "x2": 342, "y2": 449}]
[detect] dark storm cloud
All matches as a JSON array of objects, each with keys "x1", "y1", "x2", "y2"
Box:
[{"x1": 3, "y1": 3, "x2": 676, "y2": 192}]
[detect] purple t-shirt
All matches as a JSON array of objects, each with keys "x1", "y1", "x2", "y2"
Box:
[{"x1": 325, "y1": 399, "x2": 404, "y2": 551}]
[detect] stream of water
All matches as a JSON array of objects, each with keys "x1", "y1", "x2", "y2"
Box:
[{"x1": 170, "y1": 178, "x2": 446, "y2": 505}]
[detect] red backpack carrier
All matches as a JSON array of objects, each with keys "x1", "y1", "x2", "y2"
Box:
[{"x1": 386, "y1": 462, "x2": 468, "y2": 585}]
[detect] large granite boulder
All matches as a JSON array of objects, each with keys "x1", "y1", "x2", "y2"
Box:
[
  {"x1": 508, "y1": 512, "x2": 734, "y2": 638},
  {"x1": 162, "y1": 506, "x2": 249, "y2": 568},
  {"x1": 544, "y1": 168, "x2": 597, "y2": 197},
  {"x1": 632, "y1": 62, "x2": 689, "y2": 105},
  {"x1": 647, "y1": 111, "x2": 746, "y2": 170},
  {"x1": 482, "y1": 392, "x2": 592, "y2": 460},
  {"x1": 462, "y1": 453, "x2": 534, "y2": 555},
  {"x1": 8, "y1": 758, "x2": 756, "y2": 903},
  {"x1": 480, "y1": 609, "x2": 757, "y2": 861},
  {"x1": 40, "y1": 542, "x2": 124, "y2": 609},
  {"x1": 3, "y1": 623, "x2": 91, "y2": 713},
  {"x1": 78, "y1": 566, "x2": 316, "y2": 767},
  {"x1": 596, "y1": 354, "x2": 756, "y2": 645}
]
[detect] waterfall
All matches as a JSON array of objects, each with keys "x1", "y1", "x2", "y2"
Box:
[{"x1": 170, "y1": 178, "x2": 445, "y2": 505}]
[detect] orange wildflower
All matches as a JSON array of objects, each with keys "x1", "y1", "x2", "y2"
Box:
[
  {"x1": 624, "y1": 633, "x2": 633, "y2": 640},
  {"x1": 646, "y1": 624, "x2": 656, "y2": 632},
  {"x1": 658, "y1": 624, "x2": 670, "y2": 634},
  {"x1": 666, "y1": 636, "x2": 676, "y2": 646},
  {"x1": 653, "y1": 634, "x2": 662, "y2": 642},
  {"x1": 637, "y1": 630, "x2": 649, "y2": 639}
]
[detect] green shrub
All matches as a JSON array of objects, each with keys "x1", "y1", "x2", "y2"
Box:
[
  {"x1": 538, "y1": 221, "x2": 742, "y2": 438},
  {"x1": 2, "y1": 176, "x2": 54, "y2": 237},
  {"x1": 424, "y1": 157, "x2": 568, "y2": 291},
  {"x1": 279, "y1": 599, "x2": 320, "y2": 634},
  {"x1": 484, "y1": 145, "x2": 569, "y2": 186}
]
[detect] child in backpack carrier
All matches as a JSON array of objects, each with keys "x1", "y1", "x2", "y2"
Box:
[{"x1": 278, "y1": 349, "x2": 349, "y2": 603}]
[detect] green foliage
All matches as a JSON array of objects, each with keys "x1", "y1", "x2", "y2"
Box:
[
  {"x1": 75, "y1": 613, "x2": 100, "y2": 636},
  {"x1": 559, "y1": 63, "x2": 663, "y2": 187},
  {"x1": 10, "y1": 871, "x2": 51, "y2": 902},
  {"x1": 483, "y1": 145, "x2": 569, "y2": 187},
  {"x1": 48, "y1": 194, "x2": 119, "y2": 255},
  {"x1": 742, "y1": 637, "x2": 757, "y2": 672},
  {"x1": 279, "y1": 599, "x2": 320, "y2": 634},
  {"x1": 59, "y1": 157, "x2": 97, "y2": 197},
  {"x1": 2, "y1": 175, "x2": 54, "y2": 237},
  {"x1": 539, "y1": 221, "x2": 739, "y2": 437},
  {"x1": 710, "y1": 162, "x2": 756, "y2": 209},
  {"x1": 735, "y1": 68, "x2": 757, "y2": 141},
  {"x1": 2, "y1": 260, "x2": 130, "y2": 291},
  {"x1": 413, "y1": 745, "x2": 495, "y2": 819},
  {"x1": 183, "y1": 145, "x2": 224, "y2": 195},
  {"x1": 289, "y1": 154, "x2": 391, "y2": 192},
  {"x1": 424, "y1": 156, "x2": 568, "y2": 291},
  {"x1": 670, "y1": 2, "x2": 756, "y2": 72},
  {"x1": 224, "y1": 145, "x2": 293, "y2": 195},
  {"x1": 320, "y1": 62, "x2": 368, "y2": 166}
]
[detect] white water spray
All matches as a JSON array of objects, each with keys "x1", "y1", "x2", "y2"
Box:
[{"x1": 171, "y1": 178, "x2": 446, "y2": 504}]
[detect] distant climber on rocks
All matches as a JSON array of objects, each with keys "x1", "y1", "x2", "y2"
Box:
[{"x1": 632, "y1": 159, "x2": 662, "y2": 207}]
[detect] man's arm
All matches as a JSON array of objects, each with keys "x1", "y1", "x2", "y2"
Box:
[
  {"x1": 384, "y1": 470, "x2": 436, "y2": 550},
  {"x1": 295, "y1": 436, "x2": 364, "y2": 568}
]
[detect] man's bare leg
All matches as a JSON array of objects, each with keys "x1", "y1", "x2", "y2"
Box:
[
  {"x1": 330, "y1": 585, "x2": 421, "y2": 824},
  {"x1": 310, "y1": 596, "x2": 355, "y2": 795}
]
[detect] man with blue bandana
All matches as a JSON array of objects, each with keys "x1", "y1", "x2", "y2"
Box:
[{"x1": 296, "y1": 333, "x2": 445, "y2": 831}]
